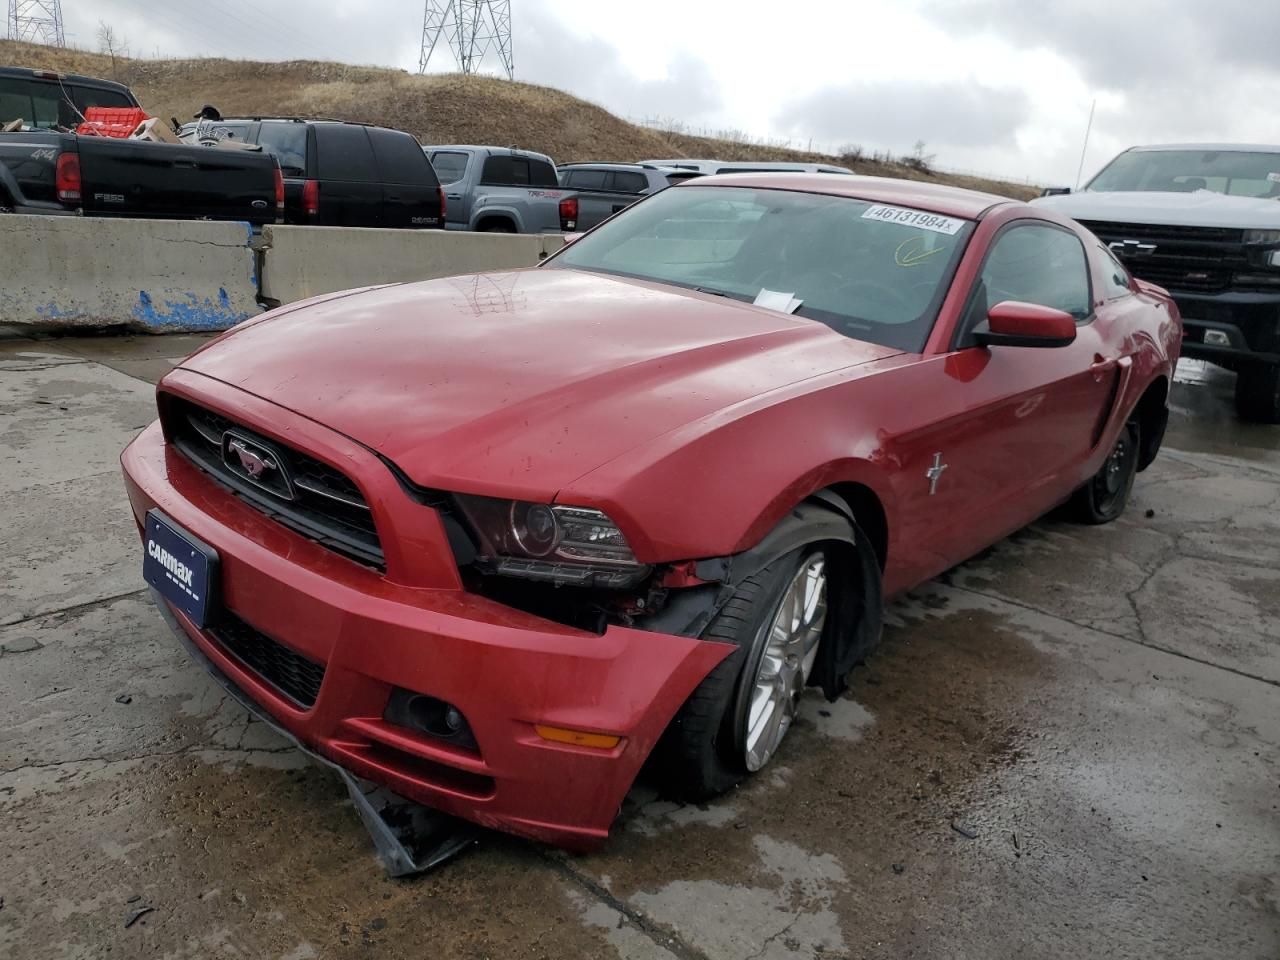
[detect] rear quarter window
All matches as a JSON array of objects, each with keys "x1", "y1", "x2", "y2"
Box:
[
  {"x1": 610, "y1": 171, "x2": 648, "y2": 193},
  {"x1": 315, "y1": 124, "x2": 377, "y2": 181},
  {"x1": 564, "y1": 169, "x2": 608, "y2": 189},
  {"x1": 367, "y1": 128, "x2": 437, "y2": 186},
  {"x1": 256, "y1": 123, "x2": 308, "y2": 177}
]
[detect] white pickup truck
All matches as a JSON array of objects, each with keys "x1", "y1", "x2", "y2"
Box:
[
  {"x1": 423, "y1": 144, "x2": 574, "y2": 234},
  {"x1": 1035, "y1": 144, "x2": 1280, "y2": 422}
]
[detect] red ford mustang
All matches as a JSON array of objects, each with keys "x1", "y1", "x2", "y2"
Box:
[{"x1": 121, "y1": 174, "x2": 1181, "y2": 851}]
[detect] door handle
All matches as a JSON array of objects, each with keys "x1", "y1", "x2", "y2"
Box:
[
  {"x1": 446, "y1": 194, "x2": 462, "y2": 200},
  {"x1": 1090, "y1": 354, "x2": 1117, "y2": 381}
]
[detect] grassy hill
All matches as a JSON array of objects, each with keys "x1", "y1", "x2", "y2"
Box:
[{"x1": 1, "y1": 40, "x2": 1037, "y2": 200}]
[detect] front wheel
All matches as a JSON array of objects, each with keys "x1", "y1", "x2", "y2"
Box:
[
  {"x1": 1234, "y1": 365, "x2": 1280, "y2": 423},
  {"x1": 658, "y1": 534, "x2": 876, "y2": 801},
  {"x1": 1069, "y1": 420, "x2": 1139, "y2": 524}
]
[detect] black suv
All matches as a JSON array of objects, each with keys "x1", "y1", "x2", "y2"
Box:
[{"x1": 182, "y1": 118, "x2": 444, "y2": 229}]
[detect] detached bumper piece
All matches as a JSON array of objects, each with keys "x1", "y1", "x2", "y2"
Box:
[{"x1": 153, "y1": 589, "x2": 478, "y2": 877}]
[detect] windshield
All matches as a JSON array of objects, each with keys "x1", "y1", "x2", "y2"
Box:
[
  {"x1": 546, "y1": 185, "x2": 973, "y2": 351},
  {"x1": 1087, "y1": 149, "x2": 1280, "y2": 199}
]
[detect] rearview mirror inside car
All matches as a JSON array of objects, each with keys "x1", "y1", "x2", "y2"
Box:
[{"x1": 974, "y1": 300, "x2": 1077, "y2": 349}]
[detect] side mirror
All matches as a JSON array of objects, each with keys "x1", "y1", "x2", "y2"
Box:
[
  {"x1": 1040, "y1": 186, "x2": 1071, "y2": 197},
  {"x1": 974, "y1": 301, "x2": 1077, "y2": 348}
]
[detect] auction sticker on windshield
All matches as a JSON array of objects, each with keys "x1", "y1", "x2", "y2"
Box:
[{"x1": 861, "y1": 204, "x2": 966, "y2": 235}]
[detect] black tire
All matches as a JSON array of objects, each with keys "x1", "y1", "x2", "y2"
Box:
[
  {"x1": 1234, "y1": 365, "x2": 1280, "y2": 424},
  {"x1": 478, "y1": 220, "x2": 516, "y2": 233},
  {"x1": 658, "y1": 532, "x2": 876, "y2": 801},
  {"x1": 1069, "y1": 420, "x2": 1140, "y2": 524}
]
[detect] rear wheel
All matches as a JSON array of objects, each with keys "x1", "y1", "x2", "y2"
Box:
[
  {"x1": 1069, "y1": 420, "x2": 1139, "y2": 524},
  {"x1": 659, "y1": 540, "x2": 864, "y2": 801},
  {"x1": 478, "y1": 219, "x2": 516, "y2": 233},
  {"x1": 1234, "y1": 365, "x2": 1280, "y2": 423}
]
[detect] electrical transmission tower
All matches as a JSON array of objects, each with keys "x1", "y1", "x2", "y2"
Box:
[
  {"x1": 7, "y1": 0, "x2": 66, "y2": 46},
  {"x1": 419, "y1": 1, "x2": 513, "y2": 80}
]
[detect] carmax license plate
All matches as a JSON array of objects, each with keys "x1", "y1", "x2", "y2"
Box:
[{"x1": 143, "y1": 510, "x2": 218, "y2": 628}]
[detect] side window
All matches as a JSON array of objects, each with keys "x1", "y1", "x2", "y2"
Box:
[
  {"x1": 528, "y1": 158, "x2": 559, "y2": 187},
  {"x1": 481, "y1": 155, "x2": 530, "y2": 185},
  {"x1": 610, "y1": 171, "x2": 648, "y2": 194},
  {"x1": 314, "y1": 124, "x2": 377, "y2": 181},
  {"x1": 256, "y1": 122, "x2": 308, "y2": 177},
  {"x1": 975, "y1": 223, "x2": 1092, "y2": 323},
  {"x1": 1099, "y1": 244, "x2": 1133, "y2": 298},
  {"x1": 367, "y1": 127, "x2": 438, "y2": 185},
  {"x1": 430, "y1": 151, "x2": 469, "y2": 185},
  {"x1": 564, "y1": 169, "x2": 607, "y2": 189}
]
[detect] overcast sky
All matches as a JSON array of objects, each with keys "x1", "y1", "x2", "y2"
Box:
[{"x1": 48, "y1": 0, "x2": 1280, "y2": 184}]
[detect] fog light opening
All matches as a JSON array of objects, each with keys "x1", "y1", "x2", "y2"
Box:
[{"x1": 385, "y1": 688, "x2": 478, "y2": 751}]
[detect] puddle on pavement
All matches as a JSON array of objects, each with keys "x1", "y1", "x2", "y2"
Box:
[{"x1": 592, "y1": 602, "x2": 1046, "y2": 907}]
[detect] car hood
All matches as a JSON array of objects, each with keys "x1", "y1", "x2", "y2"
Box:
[
  {"x1": 1033, "y1": 189, "x2": 1280, "y2": 229},
  {"x1": 180, "y1": 269, "x2": 901, "y2": 496}
]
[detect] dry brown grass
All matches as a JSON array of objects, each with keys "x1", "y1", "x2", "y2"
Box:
[{"x1": 1, "y1": 40, "x2": 1038, "y2": 200}]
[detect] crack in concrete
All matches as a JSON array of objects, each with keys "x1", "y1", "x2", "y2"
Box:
[
  {"x1": 742, "y1": 908, "x2": 804, "y2": 960},
  {"x1": 0, "y1": 741, "x2": 295, "y2": 777},
  {"x1": 0, "y1": 358, "x2": 88, "y2": 372},
  {"x1": 1, "y1": 587, "x2": 148, "y2": 630},
  {"x1": 542, "y1": 853, "x2": 714, "y2": 960},
  {"x1": 947, "y1": 582, "x2": 1279, "y2": 689}
]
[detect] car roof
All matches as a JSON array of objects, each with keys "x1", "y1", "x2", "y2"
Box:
[
  {"x1": 1128, "y1": 143, "x2": 1280, "y2": 153},
  {"x1": 559, "y1": 162, "x2": 659, "y2": 172},
  {"x1": 680, "y1": 173, "x2": 1016, "y2": 220},
  {"x1": 0, "y1": 65, "x2": 131, "y2": 95},
  {"x1": 427, "y1": 144, "x2": 556, "y2": 163}
]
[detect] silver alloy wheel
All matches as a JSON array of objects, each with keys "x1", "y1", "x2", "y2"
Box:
[{"x1": 743, "y1": 553, "x2": 828, "y2": 772}]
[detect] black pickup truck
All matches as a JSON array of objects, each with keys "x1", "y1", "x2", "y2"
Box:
[{"x1": 0, "y1": 66, "x2": 281, "y2": 225}]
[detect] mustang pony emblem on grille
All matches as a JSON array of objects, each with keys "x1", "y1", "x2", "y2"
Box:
[
  {"x1": 228, "y1": 437, "x2": 277, "y2": 478},
  {"x1": 223, "y1": 433, "x2": 295, "y2": 500}
]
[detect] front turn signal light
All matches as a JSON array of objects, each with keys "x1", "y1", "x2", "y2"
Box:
[{"x1": 535, "y1": 724, "x2": 621, "y2": 750}]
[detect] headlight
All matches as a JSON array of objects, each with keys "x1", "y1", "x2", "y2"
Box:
[
  {"x1": 1243, "y1": 229, "x2": 1280, "y2": 245},
  {"x1": 453, "y1": 495, "x2": 647, "y2": 587}
]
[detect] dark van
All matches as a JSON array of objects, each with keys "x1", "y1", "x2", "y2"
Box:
[{"x1": 182, "y1": 118, "x2": 444, "y2": 229}]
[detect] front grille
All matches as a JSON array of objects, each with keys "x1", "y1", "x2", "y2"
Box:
[
  {"x1": 1078, "y1": 219, "x2": 1248, "y2": 294},
  {"x1": 208, "y1": 611, "x2": 326, "y2": 708},
  {"x1": 1121, "y1": 261, "x2": 1234, "y2": 293},
  {"x1": 1077, "y1": 220, "x2": 1246, "y2": 245},
  {"x1": 167, "y1": 397, "x2": 384, "y2": 570}
]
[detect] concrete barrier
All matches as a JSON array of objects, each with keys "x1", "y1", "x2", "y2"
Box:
[
  {"x1": 259, "y1": 225, "x2": 565, "y2": 305},
  {"x1": 0, "y1": 216, "x2": 567, "y2": 333},
  {"x1": 0, "y1": 215, "x2": 260, "y2": 332}
]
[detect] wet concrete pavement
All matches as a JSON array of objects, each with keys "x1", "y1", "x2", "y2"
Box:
[{"x1": 1, "y1": 337, "x2": 1277, "y2": 959}]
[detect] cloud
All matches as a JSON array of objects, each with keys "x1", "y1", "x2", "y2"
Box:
[
  {"x1": 774, "y1": 80, "x2": 1032, "y2": 154},
  {"x1": 513, "y1": 5, "x2": 724, "y2": 124},
  {"x1": 925, "y1": 0, "x2": 1280, "y2": 88}
]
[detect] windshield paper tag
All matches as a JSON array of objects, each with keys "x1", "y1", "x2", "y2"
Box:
[
  {"x1": 862, "y1": 204, "x2": 965, "y2": 235},
  {"x1": 754, "y1": 289, "x2": 803, "y2": 314}
]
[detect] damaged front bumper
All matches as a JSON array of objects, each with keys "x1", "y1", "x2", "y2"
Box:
[{"x1": 121, "y1": 418, "x2": 732, "y2": 855}]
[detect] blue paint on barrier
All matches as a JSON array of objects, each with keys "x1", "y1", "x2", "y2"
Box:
[{"x1": 131, "y1": 288, "x2": 254, "y2": 331}]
